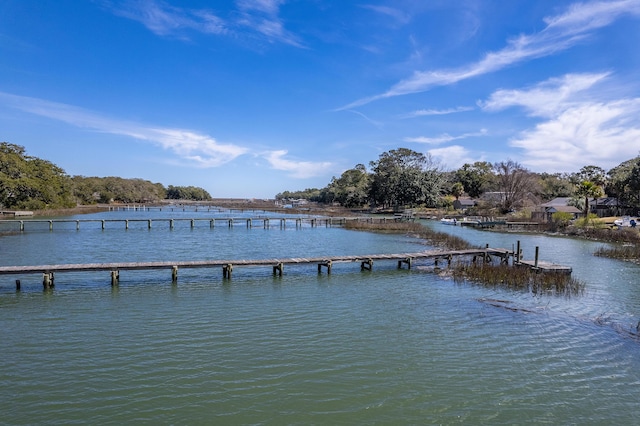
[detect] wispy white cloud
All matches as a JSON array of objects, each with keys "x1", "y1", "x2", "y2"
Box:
[
  {"x1": 338, "y1": 0, "x2": 640, "y2": 109},
  {"x1": 405, "y1": 129, "x2": 487, "y2": 145},
  {"x1": 346, "y1": 110, "x2": 383, "y2": 128},
  {"x1": 262, "y1": 150, "x2": 332, "y2": 178},
  {"x1": 235, "y1": 0, "x2": 303, "y2": 47},
  {"x1": 104, "y1": 0, "x2": 302, "y2": 46},
  {"x1": 401, "y1": 106, "x2": 474, "y2": 119},
  {"x1": 360, "y1": 4, "x2": 412, "y2": 24},
  {"x1": 107, "y1": 0, "x2": 226, "y2": 38},
  {"x1": 0, "y1": 91, "x2": 247, "y2": 167},
  {"x1": 481, "y1": 73, "x2": 640, "y2": 171},
  {"x1": 481, "y1": 73, "x2": 610, "y2": 117}
]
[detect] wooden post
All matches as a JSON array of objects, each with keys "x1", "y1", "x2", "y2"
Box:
[
  {"x1": 318, "y1": 260, "x2": 332, "y2": 274},
  {"x1": 111, "y1": 270, "x2": 119, "y2": 286},
  {"x1": 170, "y1": 219, "x2": 174, "y2": 229},
  {"x1": 228, "y1": 219, "x2": 233, "y2": 228},
  {"x1": 273, "y1": 263, "x2": 283, "y2": 277},
  {"x1": 534, "y1": 246, "x2": 539, "y2": 269},
  {"x1": 172, "y1": 266, "x2": 178, "y2": 283},
  {"x1": 516, "y1": 240, "x2": 521, "y2": 264},
  {"x1": 49, "y1": 220, "x2": 53, "y2": 231},
  {"x1": 398, "y1": 257, "x2": 412, "y2": 269},
  {"x1": 20, "y1": 221, "x2": 24, "y2": 232},
  {"x1": 264, "y1": 218, "x2": 269, "y2": 229},
  {"x1": 210, "y1": 219, "x2": 215, "y2": 228},
  {"x1": 361, "y1": 258, "x2": 373, "y2": 271},
  {"x1": 15, "y1": 279, "x2": 20, "y2": 291},
  {"x1": 76, "y1": 220, "x2": 80, "y2": 230},
  {"x1": 43, "y1": 272, "x2": 54, "y2": 288},
  {"x1": 191, "y1": 219, "x2": 195, "y2": 229},
  {"x1": 102, "y1": 220, "x2": 105, "y2": 230},
  {"x1": 125, "y1": 220, "x2": 129, "y2": 230},
  {"x1": 223, "y1": 264, "x2": 233, "y2": 279},
  {"x1": 148, "y1": 220, "x2": 152, "y2": 229}
]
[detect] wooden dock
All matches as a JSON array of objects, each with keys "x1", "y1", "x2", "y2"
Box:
[
  {"x1": 2, "y1": 248, "x2": 515, "y2": 288},
  {"x1": 0, "y1": 244, "x2": 573, "y2": 290},
  {"x1": 0, "y1": 216, "x2": 405, "y2": 232}
]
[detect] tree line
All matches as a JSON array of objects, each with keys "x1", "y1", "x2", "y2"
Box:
[
  {"x1": 277, "y1": 147, "x2": 640, "y2": 215},
  {"x1": 0, "y1": 143, "x2": 212, "y2": 210}
]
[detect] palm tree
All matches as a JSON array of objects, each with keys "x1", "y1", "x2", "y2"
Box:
[{"x1": 575, "y1": 180, "x2": 604, "y2": 217}]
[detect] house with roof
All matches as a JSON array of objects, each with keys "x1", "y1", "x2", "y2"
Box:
[
  {"x1": 532, "y1": 197, "x2": 582, "y2": 222},
  {"x1": 452, "y1": 198, "x2": 477, "y2": 211}
]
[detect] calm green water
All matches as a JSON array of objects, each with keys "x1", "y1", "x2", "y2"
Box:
[{"x1": 1, "y1": 210, "x2": 640, "y2": 424}]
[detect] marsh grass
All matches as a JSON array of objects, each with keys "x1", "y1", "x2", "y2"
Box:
[
  {"x1": 595, "y1": 244, "x2": 640, "y2": 262},
  {"x1": 344, "y1": 221, "x2": 474, "y2": 250},
  {"x1": 450, "y1": 262, "x2": 585, "y2": 297}
]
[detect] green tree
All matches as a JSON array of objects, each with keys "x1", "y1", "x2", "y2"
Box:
[
  {"x1": 574, "y1": 180, "x2": 604, "y2": 217},
  {"x1": 450, "y1": 182, "x2": 464, "y2": 200},
  {"x1": 572, "y1": 165, "x2": 607, "y2": 216},
  {"x1": 454, "y1": 161, "x2": 494, "y2": 198},
  {"x1": 166, "y1": 185, "x2": 212, "y2": 201},
  {"x1": 0, "y1": 142, "x2": 74, "y2": 209},
  {"x1": 607, "y1": 156, "x2": 640, "y2": 213},
  {"x1": 369, "y1": 148, "x2": 443, "y2": 209},
  {"x1": 324, "y1": 164, "x2": 370, "y2": 208},
  {"x1": 536, "y1": 172, "x2": 573, "y2": 200}
]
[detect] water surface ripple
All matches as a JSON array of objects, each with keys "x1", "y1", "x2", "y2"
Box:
[{"x1": 2, "y1": 211, "x2": 640, "y2": 424}]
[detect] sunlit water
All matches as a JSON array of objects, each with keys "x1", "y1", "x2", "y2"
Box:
[{"x1": 1, "y1": 210, "x2": 640, "y2": 424}]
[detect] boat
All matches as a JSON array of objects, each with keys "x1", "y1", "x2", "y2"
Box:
[{"x1": 440, "y1": 217, "x2": 457, "y2": 225}]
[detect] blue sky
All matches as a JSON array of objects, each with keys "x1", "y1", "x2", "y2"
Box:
[{"x1": 1, "y1": 0, "x2": 640, "y2": 198}]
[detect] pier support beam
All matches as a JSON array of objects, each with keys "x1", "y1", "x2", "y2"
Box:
[
  {"x1": 43, "y1": 272, "x2": 54, "y2": 288},
  {"x1": 223, "y1": 263, "x2": 233, "y2": 279},
  {"x1": 398, "y1": 257, "x2": 412, "y2": 269},
  {"x1": 111, "y1": 270, "x2": 119, "y2": 286},
  {"x1": 318, "y1": 260, "x2": 332, "y2": 274},
  {"x1": 273, "y1": 262, "x2": 284, "y2": 277},
  {"x1": 172, "y1": 266, "x2": 178, "y2": 283},
  {"x1": 361, "y1": 258, "x2": 373, "y2": 271}
]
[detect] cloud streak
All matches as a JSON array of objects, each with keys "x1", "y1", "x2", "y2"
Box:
[
  {"x1": 0, "y1": 91, "x2": 247, "y2": 167},
  {"x1": 405, "y1": 129, "x2": 487, "y2": 145},
  {"x1": 401, "y1": 106, "x2": 474, "y2": 119},
  {"x1": 263, "y1": 150, "x2": 332, "y2": 178},
  {"x1": 104, "y1": 0, "x2": 302, "y2": 46},
  {"x1": 339, "y1": 0, "x2": 640, "y2": 109},
  {"x1": 107, "y1": 0, "x2": 226, "y2": 38}
]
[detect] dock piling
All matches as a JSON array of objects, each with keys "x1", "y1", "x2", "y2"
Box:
[
  {"x1": 110, "y1": 270, "x2": 119, "y2": 286},
  {"x1": 223, "y1": 264, "x2": 233, "y2": 279},
  {"x1": 273, "y1": 262, "x2": 284, "y2": 277}
]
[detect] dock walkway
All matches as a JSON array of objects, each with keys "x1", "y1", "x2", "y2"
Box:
[
  {"x1": 0, "y1": 246, "x2": 572, "y2": 289},
  {"x1": 2, "y1": 248, "x2": 513, "y2": 287}
]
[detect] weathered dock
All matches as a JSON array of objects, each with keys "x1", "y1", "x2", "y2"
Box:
[
  {"x1": 2, "y1": 248, "x2": 514, "y2": 289},
  {"x1": 0, "y1": 216, "x2": 404, "y2": 232},
  {"x1": 1, "y1": 244, "x2": 573, "y2": 290}
]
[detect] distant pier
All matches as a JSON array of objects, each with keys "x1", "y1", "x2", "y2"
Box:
[{"x1": 0, "y1": 216, "x2": 405, "y2": 232}]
